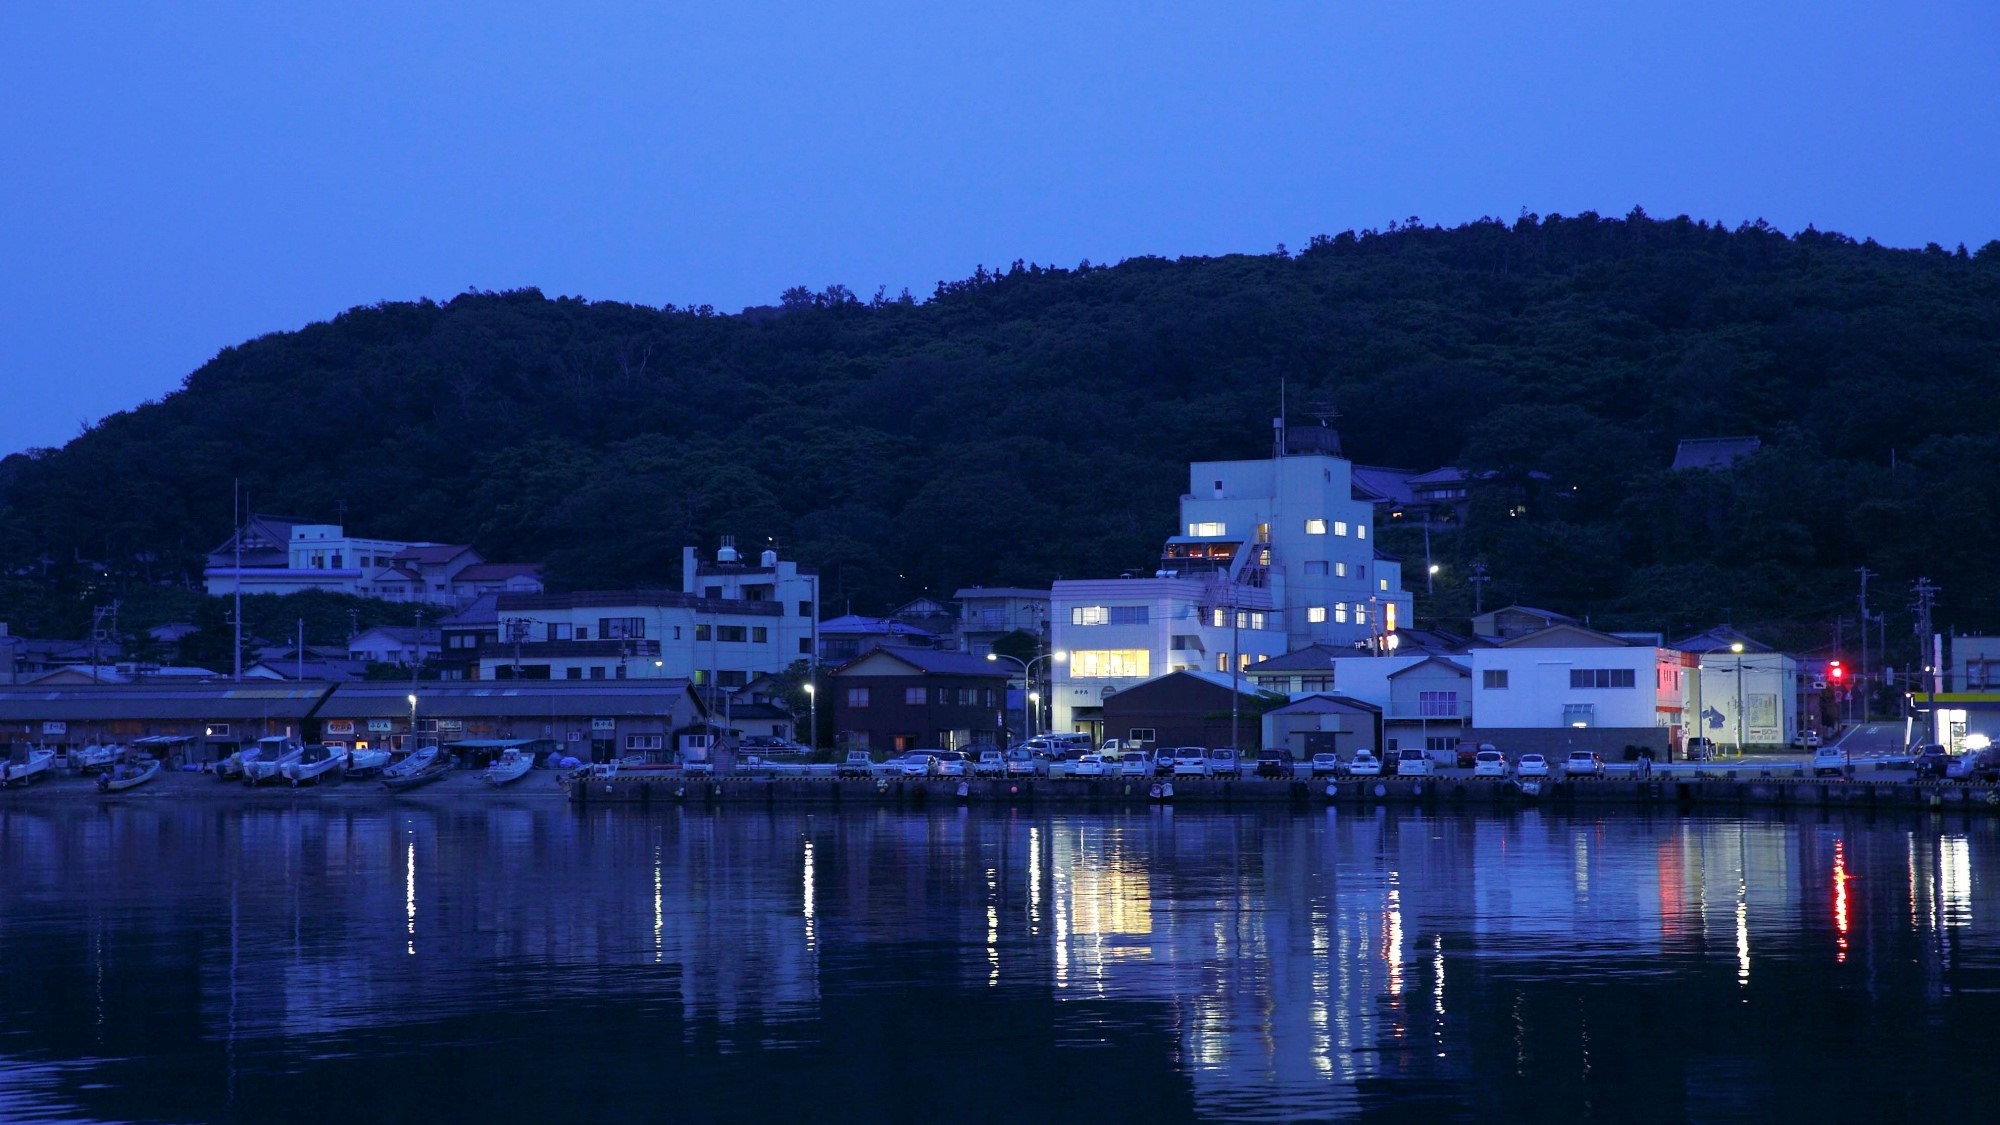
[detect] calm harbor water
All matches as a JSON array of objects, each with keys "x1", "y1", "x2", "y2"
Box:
[{"x1": 1, "y1": 802, "x2": 1997, "y2": 1123}]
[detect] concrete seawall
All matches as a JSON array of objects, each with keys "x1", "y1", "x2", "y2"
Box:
[
  {"x1": 9, "y1": 768, "x2": 1999, "y2": 816},
  {"x1": 565, "y1": 772, "x2": 2000, "y2": 814}
]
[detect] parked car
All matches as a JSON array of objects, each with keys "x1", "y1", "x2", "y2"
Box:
[
  {"x1": 1172, "y1": 747, "x2": 1211, "y2": 778},
  {"x1": 1208, "y1": 748, "x2": 1243, "y2": 779},
  {"x1": 1071, "y1": 752, "x2": 1109, "y2": 778},
  {"x1": 974, "y1": 749, "x2": 1006, "y2": 776},
  {"x1": 1472, "y1": 749, "x2": 1510, "y2": 778},
  {"x1": 1395, "y1": 748, "x2": 1434, "y2": 777},
  {"x1": 1347, "y1": 750, "x2": 1383, "y2": 777},
  {"x1": 837, "y1": 751, "x2": 874, "y2": 778},
  {"x1": 934, "y1": 751, "x2": 968, "y2": 777},
  {"x1": 1563, "y1": 751, "x2": 1604, "y2": 777},
  {"x1": 1686, "y1": 737, "x2": 1717, "y2": 761},
  {"x1": 1812, "y1": 746, "x2": 1850, "y2": 778},
  {"x1": 1119, "y1": 751, "x2": 1152, "y2": 777},
  {"x1": 1516, "y1": 752, "x2": 1551, "y2": 778},
  {"x1": 1309, "y1": 752, "x2": 1341, "y2": 778},
  {"x1": 1154, "y1": 749, "x2": 1177, "y2": 776},
  {"x1": 1000, "y1": 749, "x2": 1033, "y2": 777},
  {"x1": 1455, "y1": 742, "x2": 1480, "y2": 770},
  {"x1": 899, "y1": 751, "x2": 941, "y2": 777},
  {"x1": 1913, "y1": 744, "x2": 1951, "y2": 779},
  {"x1": 1255, "y1": 749, "x2": 1297, "y2": 778}
]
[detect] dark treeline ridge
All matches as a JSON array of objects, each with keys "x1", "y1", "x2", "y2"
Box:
[{"x1": 3, "y1": 210, "x2": 1999, "y2": 655}]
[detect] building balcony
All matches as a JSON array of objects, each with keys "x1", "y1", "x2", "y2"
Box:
[
  {"x1": 475, "y1": 639, "x2": 661, "y2": 661},
  {"x1": 1383, "y1": 702, "x2": 1471, "y2": 721}
]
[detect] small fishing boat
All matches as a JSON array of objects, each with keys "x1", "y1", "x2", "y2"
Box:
[
  {"x1": 345, "y1": 747, "x2": 391, "y2": 776},
  {"x1": 282, "y1": 744, "x2": 347, "y2": 787},
  {"x1": 480, "y1": 747, "x2": 534, "y2": 787},
  {"x1": 74, "y1": 744, "x2": 123, "y2": 774},
  {"x1": 97, "y1": 758, "x2": 162, "y2": 792},
  {"x1": 2, "y1": 747, "x2": 56, "y2": 787},
  {"x1": 383, "y1": 747, "x2": 451, "y2": 792},
  {"x1": 219, "y1": 736, "x2": 288, "y2": 781},
  {"x1": 243, "y1": 740, "x2": 305, "y2": 786}
]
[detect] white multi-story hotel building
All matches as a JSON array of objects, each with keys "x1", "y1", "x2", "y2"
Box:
[{"x1": 1051, "y1": 423, "x2": 1415, "y2": 738}]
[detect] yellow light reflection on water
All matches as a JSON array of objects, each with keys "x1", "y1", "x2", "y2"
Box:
[{"x1": 1941, "y1": 835, "x2": 1972, "y2": 929}]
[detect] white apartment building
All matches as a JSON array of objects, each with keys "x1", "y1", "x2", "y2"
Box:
[
  {"x1": 1049, "y1": 423, "x2": 1415, "y2": 737},
  {"x1": 1467, "y1": 624, "x2": 1691, "y2": 756},
  {"x1": 204, "y1": 517, "x2": 542, "y2": 605},
  {"x1": 443, "y1": 542, "x2": 819, "y2": 697}
]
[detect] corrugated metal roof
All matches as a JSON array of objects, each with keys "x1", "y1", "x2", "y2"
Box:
[
  {"x1": 0, "y1": 684, "x2": 333, "y2": 722},
  {"x1": 321, "y1": 681, "x2": 699, "y2": 719}
]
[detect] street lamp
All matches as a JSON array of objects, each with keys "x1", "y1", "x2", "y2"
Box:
[
  {"x1": 1428, "y1": 563, "x2": 1440, "y2": 596},
  {"x1": 407, "y1": 693, "x2": 418, "y2": 752},
  {"x1": 988, "y1": 651, "x2": 1066, "y2": 744},
  {"x1": 803, "y1": 681, "x2": 817, "y2": 752}
]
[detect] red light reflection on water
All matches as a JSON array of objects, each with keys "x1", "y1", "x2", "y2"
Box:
[{"x1": 1833, "y1": 840, "x2": 1850, "y2": 964}]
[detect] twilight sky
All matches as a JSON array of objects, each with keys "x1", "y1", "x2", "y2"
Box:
[{"x1": 2, "y1": 1, "x2": 1996, "y2": 457}]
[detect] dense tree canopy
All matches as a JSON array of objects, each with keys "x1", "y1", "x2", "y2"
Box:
[{"x1": 3, "y1": 211, "x2": 1997, "y2": 660}]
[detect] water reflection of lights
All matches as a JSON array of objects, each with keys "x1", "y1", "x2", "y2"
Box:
[
  {"x1": 404, "y1": 841, "x2": 416, "y2": 956},
  {"x1": 1735, "y1": 880, "x2": 1750, "y2": 985},
  {"x1": 1433, "y1": 936, "x2": 1446, "y2": 1017},
  {"x1": 1941, "y1": 835, "x2": 1972, "y2": 929},
  {"x1": 1384, "y1": 881, "x2": 1404, "y2": 999},
  {"x1": 654, "y1": 844, "x2": 664, "y2": 963},
  {"x1": 986, "y1": 867, "x2": 1000, "y2": 987},
  {"x1": 1833, "y1": 839, "x2": 1850, "y2": 963},
  {"x1": 1027, "y1": 827, "x2": 1042, "y2": 935},
  {"x1": 1052, "y1": 854, "x2": 1069, "y2": 989}
]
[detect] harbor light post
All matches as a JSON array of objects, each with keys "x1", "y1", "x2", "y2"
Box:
[
  {"x1": 988, "y1": 651, "x2": 1066, "y2": 744},
  {"x1": 803, "y1": 681, "x2": 816, "y2": 753},
  {"x1": 407, "y1": 692, "x2": 418, "y2": 753}
]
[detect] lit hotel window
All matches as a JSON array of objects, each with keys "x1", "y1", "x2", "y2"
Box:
[
  {"x1": 1335, "y1": 604, "x2": 1349, "y2": 624},
  {"x1": 1069, "y1": 650, "x2": 1151, "y2": 678},
  {"x1": 1307, "y1": 606, "x2": 1327, "y2": 623},
  {"x1": 1357, "y1": 524, "x2": 1368, "y2": 539},
  {"x1": 1335, "y1": 562, "x2": 1348, "y2": 578},
  {"x1": 1333, "y1": 521, "x2": 1349, "y2": 536},
  {"x1": 1305, "y1": 518, "x2": 1327, "y2": 535},
  {"x1": 1187, "y1": 522, "x2": 1226, "y2": 537}
]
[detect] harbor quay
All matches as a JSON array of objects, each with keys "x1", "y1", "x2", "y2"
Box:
[{"x1": 9, "y1": 759, "x2": 2000, "y2": 817}]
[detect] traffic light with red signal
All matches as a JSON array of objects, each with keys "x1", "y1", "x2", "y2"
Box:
[{"x1": 1829, "y1": 660, "x2": 1846, "y2": 685}]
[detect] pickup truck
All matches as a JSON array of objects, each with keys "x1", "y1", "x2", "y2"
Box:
[{"x1": 838, "y1": 751, "x2": 874, "y2": 778}]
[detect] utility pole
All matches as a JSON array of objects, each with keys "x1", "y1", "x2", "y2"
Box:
[
  {"x1": 232, "y1": 482, "x2": 244, "y2": 682},
  {"x1": 1469, "y1": 561, "x2": 1490, "y2": 617},
  {"x1": 1913, "y1": 578, "x2": 1939, "y2": 745},
  {"x1": 1856, "y1": 567, "x2": 1875, "y2": 722},
  {"x1": 1230, "y1": 590, "x2": 1241, "y2": 751}
]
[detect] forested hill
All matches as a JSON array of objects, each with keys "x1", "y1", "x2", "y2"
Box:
[{"x1": 4, "y1": 211, "x2": 1999, "y2": 646}]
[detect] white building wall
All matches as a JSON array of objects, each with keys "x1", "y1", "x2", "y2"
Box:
[
  {"x1": 1469, "y1": 647, "x2": 1686, "y2": 731},
  {"x1": 1050, "y1": 578, "x2": 1286, "y2": 733},
  {"x1": 1686, "y1": 654, "x2": 1798, "y2": 747}
]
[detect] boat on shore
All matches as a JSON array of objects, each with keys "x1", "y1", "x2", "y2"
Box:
[
  {"x1": 345, "y1": 747, "x2": 391, "y2": 776},
  {"x1": 2, "y1": 747, "x2": 56, "y2": 787},
  {"x1": 244, "y1": 741, "x2": 305, "y2": 786},
  {"x1": 97, "y1": 758, "x2": 161, "y2": 792},
  {"x1": 74, "y1": 744, "x2": 123, "y2": 774},
  {"x1": 383, "y1": 748, "x2": 452, "y2": 792},
  {"x1": 480, "y1": 748, "x2": 534, "y2": 787},
  {"x1": 219, "y1": 736, "x2": 293, "y2": 781},
  {"x1": 282, "y1": 744, "x2": 346, "y2": 787}
]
